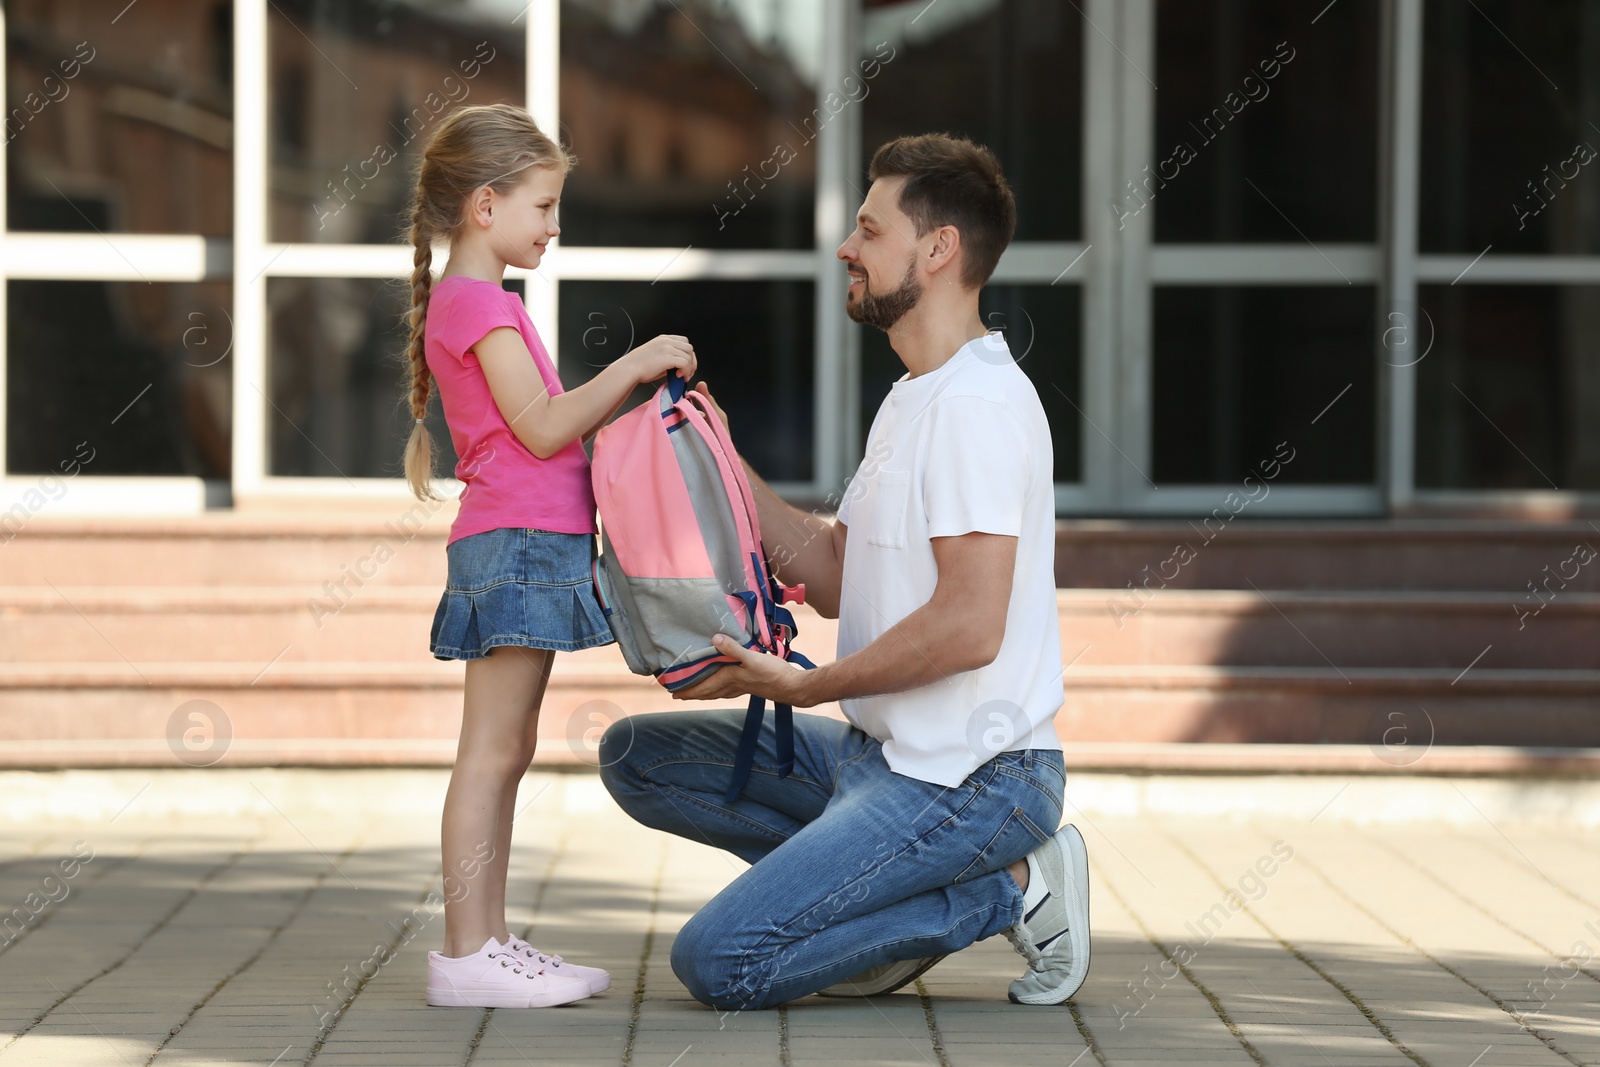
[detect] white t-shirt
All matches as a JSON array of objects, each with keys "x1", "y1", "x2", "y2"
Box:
[{"x1": 835, "y1": 333, "x2": 1064, "y2": 787}]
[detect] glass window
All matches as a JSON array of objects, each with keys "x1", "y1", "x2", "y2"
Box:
[
  {"x1": 267, "y1": 275, "x2": 477, "y2": 479},
  {"x1": 1420, "y1": 0, "x2": 1600, "y2": 255},
  {"x1": 268, "y1": 2, "x2": 526, "y2": 244},
  {"x1": 558, "y1": 280, "x2": 814, "y2": 482},
  {"x1": 558, "y1": 1, "x2": 821, "y2": 249},
  {"x1": 5, "y1": 0, "x2": 232, "y2": 235},
  {"x1": 1152, "y1": 286, "x2": 1376, "y2": 484},
  {"x1": 859, "y1": 284, "x2": 1081, "y2": 484},
  {"x1": 1417, "y1": 285, "x2": 1600, "y2": 490},
  {"x1": 861, "y1": 0, "x2": 1082, "y2": 242},
  {"x1": 1152, "y1": 0, "x2": 1378, "y2": 243},
  {"x1": 7, "y1": 280, "x2": 233, "y2": 476}
]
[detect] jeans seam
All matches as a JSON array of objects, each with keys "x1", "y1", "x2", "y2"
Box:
[
  {"x1": 443, "y1": 577, "x2": 592, "y2": 593},
  {"x1": 654, "y1": 781, "x2": 794, "y2": 847},
  {"x1": 637, "y1": 756, "x2": 827, "y2": 794},
  {"x1": 771, "y1": 897, "x2": 1019, "y2": 998},
  {"x1": 992, "y1": 765, "x2": 1065, "y2": 799},
  {"x1": 716, "y1": 770, "x2": 1027, "y2": 1006},
  {"x1": 952, "y1": 805, "x2": 1052, "y2": 885},
  {"x1": 772, "y1": 770, "x2": 1000, "y2": 944},
  {"x1": 829, "y1": 748, "x2": 875, "y2": 792},
  {"x1": 935, "y1": 761, "x2": 998, "y2": 828}
]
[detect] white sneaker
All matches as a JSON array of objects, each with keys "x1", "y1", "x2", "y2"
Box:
[
  {"x1": 1004, "y1": 824, "x2": 1091, "y2": 1005},
  {"x1": 501, "y1": 935, "x2": 611, "y2": 995},
  {"x1": 426, "y1": 937, "x2": 592, "y2": 1008}
]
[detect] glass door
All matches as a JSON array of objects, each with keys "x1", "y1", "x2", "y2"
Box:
[{"x1": 1098, "y1": 0, "x2": 1386, "y2": 516}]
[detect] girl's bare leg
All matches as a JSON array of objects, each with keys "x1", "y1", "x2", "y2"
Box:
[
  {"x1": 441, "y1": 645, "x2": 552, "y2": 957},
  {"x1": 488, "y1": 647, "x2": 552, "y2": 944}
]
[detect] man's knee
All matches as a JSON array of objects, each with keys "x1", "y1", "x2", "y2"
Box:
[
  {"x1": 596, "y1": 717, "x2": 640, "y2": 801},
  {"x1": 670, "y1": 907, "x2": 783, "y2": 1011},
  {"x1": 670, "y1": 910, "x2": 744, "y2": 1008}
]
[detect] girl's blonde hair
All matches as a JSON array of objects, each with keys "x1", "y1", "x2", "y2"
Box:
[{"x1": 401, "y1": 103, "x2": 572, "y2": 500}]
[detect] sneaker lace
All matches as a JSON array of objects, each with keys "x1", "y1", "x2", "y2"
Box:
[
  {"x1": 512, "y1": 937, "x2": 564, "y2": 966},
  {"x1": 488, "y1": 950, "x2": 542, "y2": 978},
  {"x1": 1004, "y1": 924, "x2": 1044, "y2": 969}
]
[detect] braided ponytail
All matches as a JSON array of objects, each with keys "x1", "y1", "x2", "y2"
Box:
[
  {"x1": 403, "y1": 209, "x2": 440, "y2": 501},
  {"x1": 397, "y1": 103, "x2": 572, "y2": 502}
]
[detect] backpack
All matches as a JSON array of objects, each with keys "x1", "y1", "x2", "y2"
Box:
[{"x1": 589, "y1": 373, "x2": 814, "y2": 802}]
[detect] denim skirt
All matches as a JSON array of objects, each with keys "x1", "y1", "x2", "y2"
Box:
[{"x1": 430, "y1": 527, "x2": 615, "y2": 660}]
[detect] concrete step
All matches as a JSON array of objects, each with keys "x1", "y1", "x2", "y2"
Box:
[
  {"x1": 1056, "y1": 665, "x2": 1600, "y2": 747},
  {"x1": 19, "y1": 584, "x2": 1593, "y2": 672},
  {"x1": 0, "y1": 585, "x2": 448, "y2": 663},
  {"x1": 1062, "y1": 589, "x2": 1600, "y2": 669},
  {"x1": 0, "y1": 587, "x2": 840, "y2": 664},
  {"x1": 10, "y1": 516, "x2": 1597, "y2": 593},
  {"x1": 1054, "y1": 520, "x2": 1600, "y2": 591},
  {"x1": 0, "y1": 659, "x2": 694, "y2": 768},
  {"x1": 2, "y1": 511, "x2": 453, "y2": 587},
  {"x1": 1, "y1": 660, "x2": 1594, "y2": 766},
  {"x1": 5, "y1": 514, "x2": 1597, "y2": 767}
]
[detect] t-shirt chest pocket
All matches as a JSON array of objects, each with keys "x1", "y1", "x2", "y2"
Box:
[{"x1": 863, "y1": 469, "x2": 912, "y2": 549}]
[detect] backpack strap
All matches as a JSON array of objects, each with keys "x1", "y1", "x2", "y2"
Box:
[{"x1": 721, "y1": 648, "x2": 817, "y2": 803}]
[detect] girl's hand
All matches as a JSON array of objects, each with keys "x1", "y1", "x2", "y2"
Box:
[{"x1": 620, "y1": 334, "x2": 696, "y2": 387}]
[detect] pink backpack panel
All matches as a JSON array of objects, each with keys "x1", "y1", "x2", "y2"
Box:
[{"x1": 590, "y1": 375, "x2": 812, "y2": 800}]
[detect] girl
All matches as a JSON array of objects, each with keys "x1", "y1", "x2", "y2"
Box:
[{"x1": 400, "y1": 103, "x2": 696, "y2": 1008}]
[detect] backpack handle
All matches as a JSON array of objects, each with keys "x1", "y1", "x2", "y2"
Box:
[{"x1": 666, "y1": 370, "x2": 687, "y2": 404}]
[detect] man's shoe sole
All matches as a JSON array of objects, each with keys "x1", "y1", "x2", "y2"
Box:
[
  {"x1": 816, "y1": 955, "x2": 946, "y2": 997},
  {"x1": 1008, "y1": 824, "x2": 1091, "y2": 1005}
]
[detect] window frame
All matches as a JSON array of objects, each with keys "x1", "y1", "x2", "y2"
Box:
[{"x1": 3, "y1": 0, "x2": 1598, "y2": 516}]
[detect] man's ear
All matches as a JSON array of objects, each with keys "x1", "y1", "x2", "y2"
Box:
[{"x1": 925, "y1": 224, "x2": 963, "y2": 280}]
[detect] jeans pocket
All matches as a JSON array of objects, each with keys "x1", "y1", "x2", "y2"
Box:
[{"x1": 952, "y1": 805, "x2": 1052, "y2": 885}]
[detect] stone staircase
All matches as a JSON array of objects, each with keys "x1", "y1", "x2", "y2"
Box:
[
  {"x1": 0, "y1": 513, "x2": 1595, "y2": 768},
  {"x1": 1050, "y1": 521, "x2": 1600, "y2": 752},
  {"x1": 0, "y1": 508, "x2": 676, "y2": 767}
]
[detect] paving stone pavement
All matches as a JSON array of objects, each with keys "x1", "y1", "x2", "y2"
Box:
[{"x1": 1, "y1": 769, "x2": 1597, "y2": 1067}]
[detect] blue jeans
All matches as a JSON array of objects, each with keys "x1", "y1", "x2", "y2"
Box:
[{"x1": 598, "y1": 708, "x2": 1065, "y2": 1010}]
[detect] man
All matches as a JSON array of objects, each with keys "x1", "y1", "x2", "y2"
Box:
[{"x1": 598, "y1": 133, "x2": 1088, "y2": 1010}]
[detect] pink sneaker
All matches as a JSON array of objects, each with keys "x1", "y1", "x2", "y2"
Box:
[
  {"x1": 502, "y1": 936, "x2": 612, "y2": 995},
  {"x1": 427, "y1": 937, "x2": 592, "y2": 1008}
]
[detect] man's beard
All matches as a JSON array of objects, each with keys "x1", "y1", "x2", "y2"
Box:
[{"x1": 846, "y1": 253, "x2": 921, "y2": 331}]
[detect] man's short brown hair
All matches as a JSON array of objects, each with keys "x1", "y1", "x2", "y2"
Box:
[{"x1": 868, "y1": 133, "x2": 1016, "y2": 289}]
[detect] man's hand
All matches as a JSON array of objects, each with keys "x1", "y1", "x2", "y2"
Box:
[
  {"x1": 671, "y1": 634, "x2": 817, "y2": 706},
  {"x1": 693, "y1": 381, "x2": 729, "y2": 431}
]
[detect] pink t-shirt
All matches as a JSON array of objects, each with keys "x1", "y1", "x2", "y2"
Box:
[{"x1": 425, "y1": 275, "x2": 596, "y2": 545}]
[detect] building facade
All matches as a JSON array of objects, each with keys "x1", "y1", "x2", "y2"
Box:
[{"x1": 2, "y1": 0, "x2": 1598, "y2": 525}]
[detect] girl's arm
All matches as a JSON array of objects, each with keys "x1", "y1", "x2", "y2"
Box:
[
  {"x1": 474, "y1": 330, "x2": 695, "y2": 460},
  {"x1": 582, "y1": 395, "x2": 629, "y2": 444}
]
